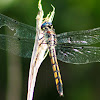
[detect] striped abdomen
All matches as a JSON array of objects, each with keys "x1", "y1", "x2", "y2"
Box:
[
  {"x1": 49, "y1": 46, "x2": 63, "y2": 96},
  {"x1": 46, "y1": 30, "x2": 63, "y2": 96}
]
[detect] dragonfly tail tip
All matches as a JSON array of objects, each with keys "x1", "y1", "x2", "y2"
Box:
[{"x1": 59, "y1": 92, "x2": 64, "y2": 97}]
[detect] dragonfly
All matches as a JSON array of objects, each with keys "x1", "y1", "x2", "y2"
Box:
[{"x1": 1, "y1": 0, "x2": 100, "y2": 100}]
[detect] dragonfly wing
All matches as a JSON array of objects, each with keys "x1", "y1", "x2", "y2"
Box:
[
  {"x1": 0, "y1": 34, "x2": 34, "y2": 58},
  {"x1": 0, "y1": 13, "x2": 36, "y2": 39},
  {"x1": 57, "y1": 27, "x2": 100, "y2": 45},
  {"x1": 0, "y1": 13, "x2": 36, "y2": 58},
  {"x1": 56, "y1": 44, "x2": 100, "y2": 64}
]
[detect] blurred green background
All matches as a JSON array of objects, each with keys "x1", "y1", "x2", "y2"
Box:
[{"x1": 0, "y1": 0, "x2": 100, "y2": 100}]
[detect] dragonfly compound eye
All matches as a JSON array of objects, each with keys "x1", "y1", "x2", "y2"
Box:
[{"x1": 41, "y1": 22, "x2": 52, "y2": 30}]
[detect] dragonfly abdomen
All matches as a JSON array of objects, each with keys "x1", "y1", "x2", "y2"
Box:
[{"x1": 49, "y1": 46, "x2": 63, "y2": 96}]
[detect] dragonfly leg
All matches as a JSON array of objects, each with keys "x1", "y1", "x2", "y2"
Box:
[{"x1": 43, "y1": 49, "x2": 49, "y2": 59}]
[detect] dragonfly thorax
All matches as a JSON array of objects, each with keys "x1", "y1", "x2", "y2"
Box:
[{"x1": 41, "y1": 22, "x2": 57, "y2": 46}]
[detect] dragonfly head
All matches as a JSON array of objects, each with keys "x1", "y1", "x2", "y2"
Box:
[{"x1": 41, "y1": 22, "x2": 53, "y2": 30}]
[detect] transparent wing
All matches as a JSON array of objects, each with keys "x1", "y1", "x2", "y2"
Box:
[
  {"x1": 56, "y1": 27, "x2": 100, "y2": 64},
  {"x1": 0, "y1": 14, "x2": 36, "y2": 58},
  {"x1": 56, "y1": 44, "x2": 100, "y2": 64},
  {"x1": 0, "y1": 34, "x2": 34, "y2": 58},
  {"x1": 0, "y1": 13, "x2": 36, "y2": 39},
  {"x1": 57, "y1": 27, "x2": 100, "y2": 45}
]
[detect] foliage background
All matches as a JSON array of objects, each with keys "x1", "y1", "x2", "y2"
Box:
[{"x1": 0, "y1": 0, "x2": 100, "y2": 100}]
